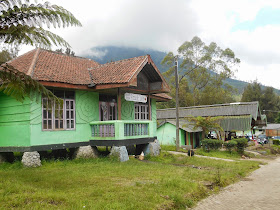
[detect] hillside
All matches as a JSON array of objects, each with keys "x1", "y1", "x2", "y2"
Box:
[{"x1": 83, "y1": 46, "x2": 279, "y2": 95}]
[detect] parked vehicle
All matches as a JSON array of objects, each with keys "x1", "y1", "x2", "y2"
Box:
[
  {"x1": 272, "y1": 136, "x2": 280, "y2": 140},
  {"x1": 257, "y1": 134, "x2": 268, "y2": 144}
]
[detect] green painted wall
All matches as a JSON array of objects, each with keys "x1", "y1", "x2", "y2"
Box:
[
  {"x1": 157, "y1": 122, "x2": 187, "y2": 146},
  {"x1": 1, "y1": 90, "x2": 158, "y2": 148},
  {"x1": 157, "y1": 123, "x2": 176, "y2": 145},
  {"x1": 180, "y1": 129, "x2": 185, "y2": 146},
  {"x1": 121, "y1": 96, "x2": 134, "y2": 120},
  {"x1": 30, "y1": 90, "x2": 99, "y2": 146},
  {"x1": 157, "y1": 122, "x2": 203, "y2": 148},
  {"x1": 0, "y1": 92, "x2": 31, "y2": 147}
]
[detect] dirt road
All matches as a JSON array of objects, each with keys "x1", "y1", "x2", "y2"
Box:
[{"x1": 193, "y1": 157, "x2": 280, "y2": 210}]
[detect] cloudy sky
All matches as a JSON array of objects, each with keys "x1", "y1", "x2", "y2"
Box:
[{"x1": 21, "y1": 0, "x2": 280, "y2": 89}]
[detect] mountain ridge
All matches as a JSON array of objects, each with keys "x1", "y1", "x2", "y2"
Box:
[{"x1": 82, "y1": 46, "x2": 280, "y2": 95}]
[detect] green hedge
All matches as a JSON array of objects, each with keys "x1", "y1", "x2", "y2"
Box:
[
  {"x1": 224, "y1": 140, "x2": 237, "y2": 153},
  {"x1": 201, "y1": 139, "x2": 223, "y2": 152},
  {"x1": 273, "y1": 140, "x2": 280, "y2": 145},
  {"x1": 234, "y1": 138, "x2": 248, "y2": 154}
]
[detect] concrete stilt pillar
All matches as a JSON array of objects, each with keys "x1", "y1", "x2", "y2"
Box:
[
  {"x1": 73, "y1": 146, "x2": 99, "y2": 159},
  {"x1": 110, "y1": 146, "x2": 129, "y2": 162},
  {"x1": 143, "y1": 139, "x2": 161, "y2": 156},
  {"x1": 22, "y1": 151, "x2": 41, "y2": 167}
]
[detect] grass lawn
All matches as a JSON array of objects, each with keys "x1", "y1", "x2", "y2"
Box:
[
  {"x1": 0, "y1": 152, "x2": 260, "y2": 209},
  {"x1": 195, "y1": 148, "x2": 243, "y2": 159}
]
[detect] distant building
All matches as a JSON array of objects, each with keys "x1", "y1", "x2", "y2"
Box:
[
  {"x1": 157, "y1": 102, "x2": 267, "y2": 148},
  {"x1": 264, "y1": 124, "x2": 280, "y2": 137}
]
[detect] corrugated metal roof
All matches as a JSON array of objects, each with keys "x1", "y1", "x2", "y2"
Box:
[
  {"x1": 219, "y1": 115, "x2": 252, "y2": 131},
  {"x1": 159, "y1": 120, "x2": 203, "y2": 133},
  {"x1": 264, "y1": 123, "x2": 280, "y2": 130},
  {"x1": 158, "y1": 115, "x2": 252, "y2": 132},
  {"x1": 157, "y1": 101, "x2": 260, "y2": 120}
]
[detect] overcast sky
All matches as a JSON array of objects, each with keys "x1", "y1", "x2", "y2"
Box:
[{"x1": 21, "y1": 0, "x2": 280, "y2": 89}]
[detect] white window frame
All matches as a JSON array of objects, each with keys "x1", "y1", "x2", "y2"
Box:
[
  {"x1": 64, "y1": 99, "x2": 75, "y2": 130},
  {"x1": 135, "y1": 103, "x2": 149, "y2": 120},
  {"x1": 42, "y1": 95, "x2": 75, "y2": 131}
]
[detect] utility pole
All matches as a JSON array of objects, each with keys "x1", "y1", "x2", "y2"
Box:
[{"x1": 174, "y1": 55, "x2": 180, "y2": 151}]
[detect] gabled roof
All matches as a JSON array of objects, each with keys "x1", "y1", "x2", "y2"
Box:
[
  {"x1": 88, "y1": 55, "x2": 147, "y2": 85},
  {"x1": 8, "y1": 48, "x2": 170, "y2": 93},
  {"x1": 9, "y1": 48, "x2": 99, "y2": 85}
]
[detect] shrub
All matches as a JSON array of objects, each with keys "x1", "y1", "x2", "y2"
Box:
[
  {"x1": 234, "y1": 138, "x2": 248, "y2": 154},
  {"x1": 201, "y1": 139, "x2": 223, "y2": 152},
  {"x1": 273, "y1": 139, "x2": 280, "y2": 145},
  {"x1": 224, "y1": 140, "x2": 237, "y2": 153}
]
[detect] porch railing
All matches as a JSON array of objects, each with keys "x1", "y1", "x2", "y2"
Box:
[
  {"x1": 90, "y1": 120, "x2": 152, "y2": 139},
  {"x1": 92, "y1": 124, "x2": 115, "y2": 137},
  {"x1": 124, "y1": 123, "x2": 148, "y2": 136}
]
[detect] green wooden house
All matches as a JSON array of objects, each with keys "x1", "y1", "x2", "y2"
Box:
[
  {"x1": 157, "y1": 120, "x2": 203, "y2": 149},
  {"x1": 0, "y1": 48, "x2": 170, "y2": 157}
]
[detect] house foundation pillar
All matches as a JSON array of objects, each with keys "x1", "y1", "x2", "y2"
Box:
[
  {"x1": 110, "y1": 146, "x2": 129, "y2": 162},
  {"x1": 143, "y1": 139, "x2": 161, "y2": 156},
  {"x1": 22, "y1": 151, "x2": 41, "y2": 167},
  {"x1": 73, "y1": 146, "x2": 99, "y2": 159}
]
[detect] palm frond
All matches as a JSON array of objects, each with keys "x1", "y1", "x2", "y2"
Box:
[{"x1": 0, "y1": 0, "x2": 81, "y2": 48}]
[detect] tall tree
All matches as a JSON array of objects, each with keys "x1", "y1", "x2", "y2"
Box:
[
  {"x1": 161, "y1": 36, "x2": 240, "y2": 107},
  {"x1": 241, "y1": 81, "x2": 280, "y2": 122},
  {"x1": 241, "y1": 80, "x2": 262, "y2": 103},
  {"x1": 0, "y1": 0, "x2": 81, "y2": 101}
]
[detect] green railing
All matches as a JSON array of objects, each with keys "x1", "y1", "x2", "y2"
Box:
[{"x1": 89, "y1": 120, "x2": 153, "y2": 140}]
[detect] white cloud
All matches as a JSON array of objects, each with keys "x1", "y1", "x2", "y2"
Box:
[{"x1": 17, "y1": 0, "x2": 280, "y2": 90}]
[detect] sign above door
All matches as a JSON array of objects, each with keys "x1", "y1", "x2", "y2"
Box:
[{"x1": 124, "y1": 93, "x2": 147, "y2": 103}]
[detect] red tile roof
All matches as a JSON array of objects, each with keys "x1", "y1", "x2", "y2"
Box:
[
  {"x1": 8, "y1": 48, "x2": 170, "y2": 94},
  {"x1": 89, "y1": 55, "x2": 148, "y2": 84},
  {"x1": 9, "y1": 48, "x2": 99, "y2": 85}
]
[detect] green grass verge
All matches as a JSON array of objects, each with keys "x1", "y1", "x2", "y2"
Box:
[
  {"x1": 0, "y1": 153, "x2": 260, "y2": 209},
  {"x1": 195, "y1": 148, "x2": 243, "y2": 159}
]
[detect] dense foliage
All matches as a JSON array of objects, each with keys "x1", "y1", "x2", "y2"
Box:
[
  {"x1": 241, "y1": 80, "x2": 280, "y2": 122},
  {"x1": 201, "y1": 139, "x2": 223, "y2": 152},
  {"x1": 224, "y1": 140, "x2": 237, "y2": 153},
  {"x1": 273, "y1": 139, "x2": 280, "y2": 145},
  {"x1": 234, "y1": 138, "x2": 248, "y2": 154},
  {"x1": 0, "y1": 0, "x2": 81, "y2": 101},
  {"x1": 158, "y1": 36, "x2": 240, "y2": 108},
  {"x1": 189, "y1": 116, "x2": 224, "y2": 140}
]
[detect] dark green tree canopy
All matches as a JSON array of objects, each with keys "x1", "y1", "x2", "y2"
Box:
[
  {"x1": 159, "y1": 36, "x2": 240, "y2": 108},
  {"x1": 241, "y1": 80, "x2": 280, "y2": 122}
]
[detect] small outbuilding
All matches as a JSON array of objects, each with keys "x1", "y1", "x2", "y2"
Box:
[
  {"x1": 157, "y1": 120, "x2": 203, "y2": 149},
  {"x1": 264, "y1": 124, "x2": 280, "y2": 137},
  {"x1": 157, "y1": 102, "x2": 267, "y2": 148}
]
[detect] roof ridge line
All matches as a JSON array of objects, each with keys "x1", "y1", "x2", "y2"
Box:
[
  {"x1": 96, "y1": 54, "x2": 147, "y2": 66},
  {"x1": 26, "y1": 48, "x2": 40, "y2": 76}
]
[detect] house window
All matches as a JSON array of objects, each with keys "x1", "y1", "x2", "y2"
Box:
[
  {"x1": 135, "y1": 103, "x2": 149, "y2": 120},
  {"x1": 42, "y1": 90, "x2": 75, "y2": 131}
]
